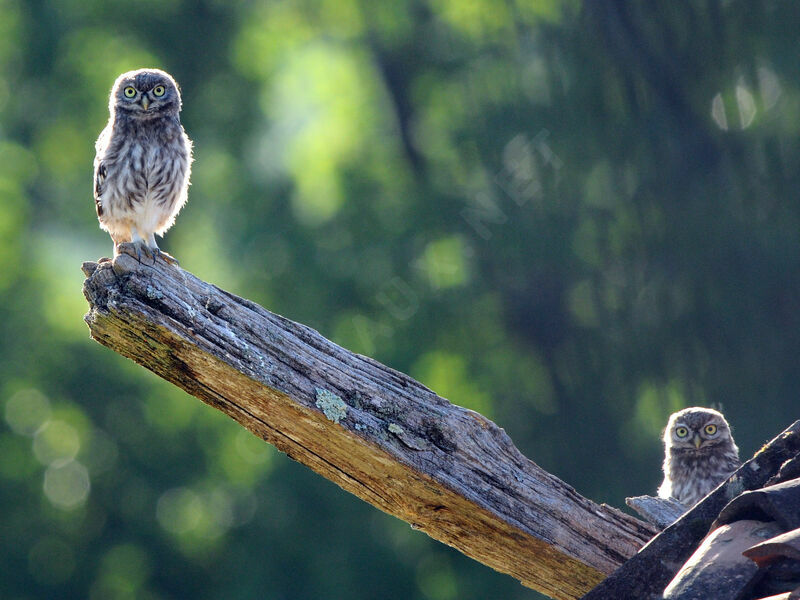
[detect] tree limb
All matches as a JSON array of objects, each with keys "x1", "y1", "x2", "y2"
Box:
[
  {"x1": 625, "y1": 495, "x2": 687, "y2": 529},
  {"x1": 81, "y1": 254, "x2": 656, "y2": 600}
]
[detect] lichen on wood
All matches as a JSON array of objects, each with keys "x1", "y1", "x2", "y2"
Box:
[{"x1": 314, "y1": 388, "x2": 347, "y2": 423}]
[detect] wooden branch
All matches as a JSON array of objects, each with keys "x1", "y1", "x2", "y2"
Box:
[
  {"x1": 81, "y1": 255, "x2": 657, "y2": 600},
  {"x1": 581, "y1": 420, "x2": 800, "y2": 600},
  {"x1": 625, "y1": 495, "x2": 687, "y2": 529}
]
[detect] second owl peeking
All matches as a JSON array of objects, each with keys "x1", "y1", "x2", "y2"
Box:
[
  {"x1": 93, "y1": 69, "x2": 193, "y2": 265},
  {"x1": 658, "y1": 407, "x2": 741, "y2": 508}
]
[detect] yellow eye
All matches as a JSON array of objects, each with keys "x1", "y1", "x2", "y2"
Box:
[
  {"x1": 705, "y1": 424, "x2": 718, "y2": 435},
  {"x1": 675, "y1": 427, "x2": 689, "y2": 438},
  {"x1": 123, "y1": 86, "x2": 136, "y2": 98},
  {"x1": 153, "y1": 85, "x2": 166, "y2": 97}
]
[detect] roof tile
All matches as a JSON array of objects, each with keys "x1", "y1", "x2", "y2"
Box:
[
  {"x1": 663, "y1": 520, "x2": 783, "y2": 600},
  {"x1": 744, "y1": 528, "x2": 800, "y2": 567},
  {"x1": 715, "y1": 479, "x2": 800, "y2": 531}
]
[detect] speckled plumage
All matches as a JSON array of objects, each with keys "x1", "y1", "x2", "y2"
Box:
[
  {"x1": 658, "y1": 407, "x2": 741, "y2": 507},
  {"x1": 93, "y1": 68, "x2": 192, "y2": 262}
]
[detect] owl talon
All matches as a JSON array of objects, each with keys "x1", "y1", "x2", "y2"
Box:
[
  {"x1": 134, "y1": 242, "x2": 147, "y2": 264},
  {"x1": 156, "y1": 249, "x2": 179, "y2": 266}
]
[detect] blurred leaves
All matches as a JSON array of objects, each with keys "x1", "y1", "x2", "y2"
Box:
[{"x1": 2, "y1": 1, "x2": 800, "y2": 599}]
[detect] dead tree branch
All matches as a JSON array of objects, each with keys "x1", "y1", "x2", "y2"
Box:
[{"x1": 82, "y1": 255, "x2": 657, "y2": 600}]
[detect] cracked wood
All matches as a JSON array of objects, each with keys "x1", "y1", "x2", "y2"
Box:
[{"x1": 82, "y1": 254, "x2": 656, "y2": 600}]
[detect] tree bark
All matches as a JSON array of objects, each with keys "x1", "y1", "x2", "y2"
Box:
[
  {"x1": 81, "y1": 254, "x2": 657, "y2": 600},
  {"x1": 625, "y1": 495, "x2": 687, "y2": 529}
]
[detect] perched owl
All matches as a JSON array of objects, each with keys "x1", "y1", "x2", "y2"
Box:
[
  {"x1": 658, "y1": 407, "x2": 741, "y2": 507},
  {"x1": 93, "y1": 68, "x2": 193, "y2": 264}
]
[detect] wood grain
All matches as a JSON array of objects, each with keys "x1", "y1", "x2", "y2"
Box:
[
  {"x1": 625, "y1": 495, "x2": 687, "y2": 529},
  {"x1": 82, "y1": 254, "x2": 656, "y2": 600}
]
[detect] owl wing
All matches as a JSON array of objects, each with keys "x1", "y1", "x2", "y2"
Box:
[
  {"x1": 93, "y1": 124, "x2": 111, "y2": 218},
  {"x1": 93, "y1": 161, "x2": 107, "y2": 217}
]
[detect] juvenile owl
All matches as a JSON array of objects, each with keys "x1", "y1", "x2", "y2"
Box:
[
  {"x1": 658, "y1": 407, "x2": 741, "y2": 507},
  {"x1": 93, "y1": 68, "x2": 193, "y2": 264}
]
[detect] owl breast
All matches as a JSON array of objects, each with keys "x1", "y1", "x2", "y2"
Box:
[
  {"x1": 96, "y1": 117, "x2": 191, "y2": 239},
  {"x1": 664, "y1": 448, "x2": 740, "y2": 507}
]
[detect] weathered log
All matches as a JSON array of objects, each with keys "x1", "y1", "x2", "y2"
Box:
[
  {"x1": 625, "y1": 495, "x2": 687, "y2": 529},
  {"x1": 581, "y1": 420, "x2": 800, "y2": 600},
  {"x1": 81, "y1": 254, "x2": 656, "y2": 600}
]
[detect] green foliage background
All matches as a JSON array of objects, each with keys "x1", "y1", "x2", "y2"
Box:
[{"x1": 1, "y1": 1, "x2": 798, "y2": 598}]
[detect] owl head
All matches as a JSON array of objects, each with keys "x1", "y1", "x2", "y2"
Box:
[
  {"x1": 663, "y1": 407, "x2": 737, "y2": 455},
  {"x1": 110, "y1": 68, "x2": 182, "y2": 118}
]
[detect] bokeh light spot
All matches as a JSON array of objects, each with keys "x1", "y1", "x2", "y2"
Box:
[
  {"x1": 711, "y1": 93, "x2": 728, "y2": 130},
  {"x1": 156, "y1": 487, "x2": 203, "y2": 534},
  {"x1": 735, "y1": 83, "x2": 757, "y2": 129},
  {"x1": 5, "y1": 388, "x2": 51, "y2": 436},
  {"x1": 33, "y1": 420, "x2": 81, "y2": 466},
  {"x1": 43, "y1": 460, "x2": 91, "y2": 509},
  {"x1": 418, "y1": 236, "x2": 469, "y2": 289}
]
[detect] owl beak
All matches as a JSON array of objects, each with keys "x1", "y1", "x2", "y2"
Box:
[
  {"x1": 141, "y1": 96, "x2": 150, "y2": 111},
  {"x1": 693, "y1": 435, "x2": 702, "y2": 449}
]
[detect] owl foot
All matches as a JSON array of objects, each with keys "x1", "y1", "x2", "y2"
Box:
[
  {"x1": 115, "y1": 241, "x2": 179, "y2": 267},
  {"x1": 151, "y1": 247, "x2": 180, "y2": 267},
  {"x1": 144, "y1": 232, "x2": 179, "y2": 266},
  {"x1": 116, "y1": 241, "x2": 149, "y2": 264}
]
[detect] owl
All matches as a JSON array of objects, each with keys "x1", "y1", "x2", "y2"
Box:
[
  {"x1": 658, "y1": 407, "x2": 741, "y2": 508},
  {"x1": 93, "y1": 68, "x2": 193, "y2": 264}
]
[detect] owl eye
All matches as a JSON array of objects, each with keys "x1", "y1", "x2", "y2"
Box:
[
  {"x1": 153, "y1": 85, "x2": 166, "y2": 97},
  {"x1": 675, "y1": 426, "x2": 689, "y2": 438},
  {"x1": 704, "y1": 424, "x2": 718, "y2": 435},
  {"x1": 123, "y1": 86, "x2": 136, "y2": 98}
]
